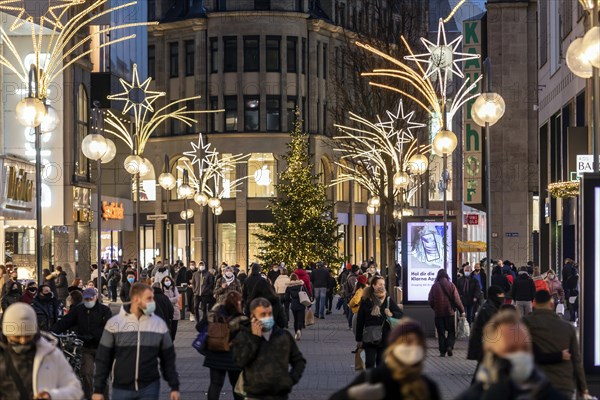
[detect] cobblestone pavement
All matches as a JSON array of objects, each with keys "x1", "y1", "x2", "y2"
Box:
[{"x1": 154, "y1": 307, "x2": 477, "y2": 400}]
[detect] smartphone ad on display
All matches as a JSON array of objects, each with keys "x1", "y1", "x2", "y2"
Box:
[{"x1": 402, "y1": 217, "x2": 456, "y2": 303}]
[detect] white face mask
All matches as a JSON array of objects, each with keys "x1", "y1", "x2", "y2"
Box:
[
  {"x1": 392, "y1": 344, "x2": 424, "y2": 366},
  {"x1": 199, "y1": 265, "x2": 206, "y2": 271},
  {"x1": 502, "y1": 351, "x2": 534, "y2": 383}
]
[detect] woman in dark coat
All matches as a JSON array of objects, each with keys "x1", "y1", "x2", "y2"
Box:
[
  {"x1": 331, "y1": 319, "x2": 440, "y2": 400},
  {"x1": 201, "y1": 291, "x2": 247, "y2": 400},
  {"x1": 356, "y1": 276, "x2": 403, "y2": 369},
  {"x1": 245, "y1": 278, "x2": 287, "y2": 328},
  {"x1": 284, "y1": 273, "x2": 307, "y2": 340}
]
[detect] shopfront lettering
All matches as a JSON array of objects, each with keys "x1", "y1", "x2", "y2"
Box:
[{"x1": 102, "y1": 201, "x2": 124, "y2": 220}]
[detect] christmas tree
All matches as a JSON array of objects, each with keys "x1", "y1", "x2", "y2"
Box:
[{"x1": 255, "y1": 111, "x2": 343, "y2": 268}]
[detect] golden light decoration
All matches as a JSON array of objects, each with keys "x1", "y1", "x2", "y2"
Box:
[
  {"x1": 548, "y1": 181, "x2": 580, "y2": 199},
  {"x1": 0, "y1": 0, "x2": 156, "y2": 99}
]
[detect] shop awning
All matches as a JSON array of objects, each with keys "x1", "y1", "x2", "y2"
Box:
[{"x1": 457, "y1": 240, "x2": 487, "y2": 252}]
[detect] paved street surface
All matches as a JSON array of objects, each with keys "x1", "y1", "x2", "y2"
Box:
[{"x1": 153, "y1": 307, "x2": 477, "y2": 400}]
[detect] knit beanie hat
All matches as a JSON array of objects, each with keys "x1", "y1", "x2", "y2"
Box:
[
  {"x1": 387, "y1": 318, "x2": 425, "y2": 345},
  {"x1": 357, "y1": 274, "x2": 368, "y2": 285},
  {"x1": 2, "y1": 303, "x2": 38, "y2": 337}
]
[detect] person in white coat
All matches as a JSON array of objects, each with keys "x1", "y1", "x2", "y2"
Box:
[
  {"x1": 0, "y1": 302, "x2": 83, "y2": 399},
  {"x1": 161, "y1": 275, "x2": 181, "y2": 340}
]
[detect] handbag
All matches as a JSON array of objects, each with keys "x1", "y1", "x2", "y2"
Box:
[
  {"x1": 556, "y1": 303, "x2": 565, "y2": 315},
  {"x1": 299, "y1": 287, "x2": 312, "y2": 306},
  {"x1": 207, "y1": 321, "x2": 230, "y2": 352},
  {"x1": 363, "y1": 325, "x2": 383, "y2": 344},
  {"x1": 385, "y1": 298, "x2": 401, "y2": 329},
  {"x1": 456, "y1": 316, "x2": 470, "y2": 339},
  {"x1": 305, "y1": 308, "x2": 315, "y2": 326},
  {"x1": 354, "y1": 348, "x2": 365, "y2": 371},
  {"x1": 192, "y1": 324, "x2": 208, "y2": 354},
  {"x1": 234, "y1": 371, "x2": 246, "y2": 396}
]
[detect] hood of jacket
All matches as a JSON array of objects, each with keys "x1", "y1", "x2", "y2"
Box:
[{"x1": 287, "y1": 280, "x2": 304, "y2": 287}]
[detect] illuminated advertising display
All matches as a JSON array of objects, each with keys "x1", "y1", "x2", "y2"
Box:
[{"x1": 402, "y1": 217, "x2": 457, "y2": 303}]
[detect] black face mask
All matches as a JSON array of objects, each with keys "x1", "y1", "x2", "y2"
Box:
[
  {"x1": 39, "y1": 293, "x2": 52, "y2": 300},
  {"x1": 10, "y1": 288, "x2": 19, "y2": 294},
  {"x1": 491, "y1": 296, "x2": 504, "y2": 307},
  {"x1": 28, "y1": 287, "x2": 37, "y2": 293}
]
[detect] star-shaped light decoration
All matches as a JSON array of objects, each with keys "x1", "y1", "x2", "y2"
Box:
[
  {"x1": 107, "y1": 63, "x2": 165, "y2": 122},
  {"x1": 376, "y1": 99, "x2": 427, "y2": 142},
  {"x1": 0, "y1": 0, "x2": 84, "y2": 31},
  {"x1": 183, "y1": 133, "x2": 218, "y2": 172},
  {"x1": 404, "y1": 18, "x2": 479, "y2": 98}
]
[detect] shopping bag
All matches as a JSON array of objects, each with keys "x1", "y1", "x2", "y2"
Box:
[
  {"x1": 456, "y1": 316, "x2": 470, "y2": 339},
  {"x1": 569, "y1": 296, "x2": 577, "y2": 304},
  {"x1": 192, "y1": 325, "x2": 208, "y2": 354},
  {"x1": 299, "y1": 287, "x2": 312, "y2": 306},
  {"x1": 556, "y1": 303, "x2": 565, "y2": 316},
  {"x1": 234, "y1": 372, "x2": 246, "y2": 396},
  {"x1": 336, "y1": 296, "x2": 344, "y2": 310},
  {"x1": 354, "y1": 348, "x2": 365, "y2": 371},
  {"x1": 305, "y1": 308, "x2": 315, "y2": 326}
]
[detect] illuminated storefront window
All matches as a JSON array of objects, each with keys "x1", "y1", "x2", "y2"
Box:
[{"x1": 248, "y1": 153, "x2": 276, "y2": 197}]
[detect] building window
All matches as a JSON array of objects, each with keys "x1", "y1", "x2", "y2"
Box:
[
  {"x1": 248, "y1": 223, "x2": 272, "y2": 264},
  {"x1": 248, "y1": 153, "x2": 276, "y2": 197},
  {"x1": 209, "y1": 96, "x2": 219, "y2": 132},
  {"x1": 224, "y1": 95, "x2": 238, "y2": 131},
  {"x1": 219, "y1": 153, "x2": 237, "y2": 198},
  {"x1": 295, "y1": 0, "x2": 303, "y2": 12},
  {"x1": 148, "y1": 45, "x2": 155, "y2": 78},
  {"x1": 323, "y1": 43, "x2": 328, "y2": 79},
  {"x1": 215, "y1": 0, "x2": 226, "y2": 11},
  {"x1": 210, "y1": 37, "x2": 218, "y2": 73},
  {"x1": 266, "y1": 36, "x2": 281, "y2": 72},
  {"x1": 185, "y1": 100, "x2": 195, "y2": 133},
  {"x1": 223, "y1": 36, "x2": 237, "y2": 72},
  {"x1": 287, "y1": 37, "x2": 297, "y2": 72},
  {"x1": 336, "y1": 164, "x2": 350, "y2": 201},
  {"x1": 148, "y1": 0, "x2": 155, "y2": 20},
  {"x1": 255, "y1": 0, "x2": 270, "y2": 10},
  {"x1": 266, "y1": 96, "x2": 280, "y2": 131},
  {"x1": 316, "y1": 41, "x2": 321, "y2": 77},
  {"x1": 244, "y1": 36, "x2": 260, "y2": 72},
  {"x1": 170, "y1": 118, "x2": 180, "y2": 135},
  {"x1": 323, "y1": 101, "x2": 328, "y2": 133},
  {"x1": 302, "y1": 96, "x2": 306, "y2": 130},
  {"x1": 539, "y1": 0, "x2": 548, "y2": 65},
  {"x1": 287, "y1": 96, "x2": 297, "y2": 132},
  {"x1": 218, "y1": 223, "x2": 237, "y2": 265},
  {"x1": 244, "y1": 96, "x2": 260, "y2": 131},
  {"x1": 169, "y1": 42, "x2": 179, "y2": 78},
  {"x1": 185, "y1": 40, "x2": 194, "y2": 76},
  {"x1": 301, "y1": 38, "x2": 306, "y2": 74},
  {"x1": 76, "y1": 84, "x2": 89, "y2": 177},
  {"x1": 316, "y1": 99, "x2": 320, "y2": 132}
]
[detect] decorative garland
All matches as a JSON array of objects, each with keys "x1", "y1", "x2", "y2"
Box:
[{"x1": 548, "y1": 181, "x2": 580, "y2": 198}]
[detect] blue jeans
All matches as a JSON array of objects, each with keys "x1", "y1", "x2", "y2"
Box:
[
  {"x1": 314, "y1": 287, "x2": 327, "y2": 318},
  {"x1": 112, "y1": 381, "x2": 160, "y2": 400}
]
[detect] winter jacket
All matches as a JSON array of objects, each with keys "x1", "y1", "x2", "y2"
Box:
[
  {"x1": 355, "y1": 295, "x2": 403, "y2": 345},
  {"x1": 428, "y1": 278, "x2": 464, "y2": 317},
  {"x1": 94, "y1": 304, "x2": 179, "y2": 394},
  {"x1": 329, "y1": 364, "x2": 440, "y2": 400},
  {"x1": 523, "y1": 309, "x2": 588, "y2": 394},
  {"x1": 348, "y1": 287, "x2": 364, "y2": 314},
  {"x1": 267, "y1": 269, "x2": 280, "y2": 285},
  {"x1": 202, "y1": 305, "x2": 247, "y2": 371},
  {"x1": 163, "y1": 285, "x2": 181, "y2": 320},
  {"x1": 284, "y1": 280, "x2": 307, "y2": 312},
  {"x1": 1, "y1": 291, "x2": 20, "y2": 311},
  {"x1": 191, "y1": 270, "x2": 215, "y2": 297},
  {"x1": 274, "y1": 275, "x2": 290, "y2": 295},
  {"x1": 153, "y1": 268, "x2": 171, "y2": 284},
  {"x1": 31, "y1": 295, "x2": 61, "y2": 331},
  {"x1": 51, "y1": 301, "x2": 112, "y2": 348},
  {"x1": 107, "y1": 267, "x2": 121, "y2": 286},
  {"x1": 511, "y1": 272, "x2": 536, "y2": 301},
  {"x1": 342, "y1": 272, "x2": 358, "y2": 298},
  {"x1": 545, "y1": 277, "x2": 565, "y2": 302},
  {"x1": 491, "y1": 272, "x2": 511, "y2": 294},
  {"x1": 310, "y1": 267, "x2": 331, "y2": 288},
  {"x1": 214, "y1": 277, "x2": 242, "y2": 304},
  {"x1": 232, "y1": 325, "x2": 306, "y2": 399},
  {"x1": 467, "y1": 298, "x2": 501, "y2": 361},
  {"x1": 55, "y1": 271, "x2": 69, "y2": 301},
  {"x1": 456, "y1": 275, "x2": 482, "y2": 306},
  {"x1": 294, "y1": 268, "x2": 312, "y2": 297},
  {"x1": 20, "y1": 289, "x2": 36, "y2": 305},
  {"x1": 473, "y1": 270, "x2": 487, "y2": 297},
  {"x1": 0, "y1": 334, "x2": 83, "y2": 400},
  {"x1": 119, "y1": 281, "x2": 133, "y2": 302},
  {"x1": 1, "y1": 278, "x2": 21, "y2": 298},
  {"x1": 242, "y1": 272, "x2": 264, "y2": 304},
  {"x1": 175, "y1": 266, "x2": 188, "y2": 286},
  {"x1": 152, "y1": 287, "x2": 174, "y2": 326}
]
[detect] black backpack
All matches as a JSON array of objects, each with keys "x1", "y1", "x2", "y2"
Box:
[{"x1": 109, "y1": 270, "x2": 121, "y2": 284}]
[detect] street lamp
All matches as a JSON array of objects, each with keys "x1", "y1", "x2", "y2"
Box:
[
  {"x1": 407, "y1": 153, "x2": 429, "y2": 175},
  {"x1": 158, "y1": 155, "x2": 176, "y2": 262},
  {"x1": 472, "y1": 58, "x2": 506, "y2": 288},
  {"x1": 82, "y1": 101, "x2": 116, "y2": 292},
  {"x1": 432, "y1": 129, "x2": 458, "y2": 273},
  {"x1": 178, "y1": 170, "x2": 194, "y2": 268}
]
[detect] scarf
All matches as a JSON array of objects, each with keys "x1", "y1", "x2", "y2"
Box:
[
  {"x1": 384, "y1": 349, "x2": 429, "y2": 400},
  {"x1": 224, "y1": 274, "x2": 235, "y2": 285},
  {"x1": 371, "y1": 292, "x2": 385, "y2": 317}
]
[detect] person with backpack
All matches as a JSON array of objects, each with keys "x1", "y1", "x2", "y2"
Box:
[
  {"x1": 107, "y1": 262, "x2": 121, "y2": 302},
  {"x1": 343, "y1": 265, "x2": 359, "y2": 329}
]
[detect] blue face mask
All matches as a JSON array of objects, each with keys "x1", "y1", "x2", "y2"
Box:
[
  {"x1": 143, "y1": 301, "x2": 156, "y2": 316},
  {"x1": 260, "y1": 317, "x2": 275, "y2": 332},
  {"x1": 84, "y1": 301, "x2": 96, "y2": 309},
  {"x1": 127, "y1": 277, "x2": 135, "y2": 284},
  {"x1": 464, "y1": 271, "x2": 471, "y2": 277}
]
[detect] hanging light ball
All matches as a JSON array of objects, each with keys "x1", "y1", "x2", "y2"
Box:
[
  {"x1": 471, "y1": 106, "x2": 487, "y2": 128},
  {"x1": 16, "y1": 97, "x2": 47, "y2": 127},
  {"x1": 194, "y1": 192, "x2": 209, "y2": 206},
  {"x1": 432, "y1": 130, "x2": 458, "y2": 156},
  {"x1": 472, "y1": 93, "x2": 506, "y2": 126},
  {"x1": 138, "y1": 158, "x2": 152, "y2": 178},
  {"x1": 180, "y1": 209, "x2": 194, "y2": 220},
  {"x1": 158, "y1": 172, "x2": 176, "y2": 190},
  {"x1": 213, "y1": 206, "x2": 223, "y2": 216},
  {"x1": 402, "y1": 208, "x2": 414, "y2": 217},
  {"x1": 81, "y1": 134, "x2": 108, "y2": 161},
  {"x1": 177, "y1": 182, "x2": 194, "y2": 199},
  {"x1": 100, "y1": 138, "x2": 117, "y2": 164},
  {"x1": 566, "y1": 37, "x2": 593, "y2": 78},
  {"x1": 367, "y1": 205, "x2": 377, "y2": 215},
  {"x1": 208, "y1": 197, "x2": 221, "y2": 209},
  {"x1": 368, "y1": 196, "x2": 380, "y2": 208},
  {"x1": 40, "y1": 105, "x2": 60, "y2": 133},
  {"x1": 124, "y1": 154, "x2": 143, "y2": 174},
  {"x1": 408, "y1": 153, "x2": 429, "y2": 175},
  {"x1": 582, "y1": 26, "x2": 600, "y2": 68},
  {"x1": 393, "y1": 171, "x2": 410, "y2": 189}
]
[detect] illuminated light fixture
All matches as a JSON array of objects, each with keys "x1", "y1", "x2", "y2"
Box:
[
  {"x1": 208, "y1": 197, "x2": 221, "y2": 209},
  {"x1": 582, "y1": 26, "x2": 600, "y2": 69},
  {"x1": 194, "y1": 192, "x2": 209, "y2": 206},
  {"x1": 368, "y1": 196, "x2": 381, "y2": 208},
  {"x1": 566, "y1": 38, "x2": 594, "y2": 79},
  {"x1": 81, "y1": 134, "x2": 108, "y2": 161},
  {"x1": 124, "y1": 154, "x2": 143, "y2": 174},
  {"x1": 367, "y1": 205, "x2": 377, "y2": 215},
  {"x1": 138, "y1": 158, "x2": 153, "y2": 178},
  {"x1": 407, "y1": 153, "x2": 429, "y2": 175},
  {"x1": 158, "y1": 172, "x2": 176, "y2": 190},
  {"x1": 40, "y1": 105, "x2": 60, "y2": 133},
  {"x1": 180, "y1": 209, "x2": 194, "y2": 220},
  {"x1": 100, "y1": 139, "x2": 117, "y2": 164},
  {"x1": 432, "y1": 130, "x2": 458, "y2": 156},
  {"x1": 393, "y1": 172, "x2": 410, "y2": 189},
  {"x1": 177, "y1": 182, "x2": 194, "y2": 199},
  {"x1": 16, "y1": 97, "x2": 46, "y2": 128},
  {"x1": 402, "y1": 208, "x2": 414, "y2": 217},
  {"x1": 472, "y1": 93, "x2": 506, "y2": 126},
  {"x1": 213, "y1": 206, "x2": 223, "y2": 216}
]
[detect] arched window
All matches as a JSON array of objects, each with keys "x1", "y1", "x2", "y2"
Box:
[
  {"x1": 318, "y1": 158, "x2": 334, "y2": 201},
  {"x1": 335, "y1": 162, "x2": 350, "y2": 202},
  {"x1": 75, "y1": 84, "x2": 89, "y2": 177}
]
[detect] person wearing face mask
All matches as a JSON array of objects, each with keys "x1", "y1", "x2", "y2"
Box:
[
  {"x1": 456, "y1": 265, "x2": 483, "y2": 324},
  {"x1": 457, "y1": 311, "x2": 568, "y2": 400},
  {"x1": 232, "y1": 297, "x2": 306, "y2": 400},
  {"x1": 544, "y1": 269, "x2": 565, "y2": 306},
  {"x1": 151, "y1": 282, "x2": 175, "y2": 328},
  {"x1": 0, "y1": 302, "x2": 84, "y2": 399},
  {"x1": 356, "y1": 276, "x2": 404, "y2": 369},
  {"x1": 214, "y1": 266, "x2": 242, "y2": 305},
  {"x1": 93, "y1": 283, "x2": 180, "y2": 400},
  {"x1": 31, "y1": 285, "x2": 61, "y2": 332},
  {"x1": 192, "y1": 261, "x2": 216, "y2": 321},
  {"x1": 267, "y1": 263, "x2": 281, "y2": 285},
  {"x1": 523, "y1": 290, "x2": 589, "y2": 399},
  {"x1": 51, "y1": 288, "x2": 112, "y2": 399},
  {"x1": 153, "y1": 262, "x2": 171, "y2": 284},
  {"x1": 1, "y1": 270, "x2": 20, "y2": 299},
  {"x1": 119, "y1": 271, "x2": 136, "y2": 302},
  {"x1": 1, "y1": 282, "x2": 21, "y2": 311},
  {"x1": 161, "y1": 276, "x2": 181, "y2": 340},
  {"x1": 330, "y1": 319, "x2": 440, "y2": 400},
  {"x1": 20, "y1": 281, "x2": 38, "y2": 305}
]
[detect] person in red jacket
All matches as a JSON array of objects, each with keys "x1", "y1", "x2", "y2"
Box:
[
  {"x1": 293, "y1": 262, "x2": 312, "y2": 298},
  {"x1": 428, "y1": 269, "x2": 465, "y2": 357}
]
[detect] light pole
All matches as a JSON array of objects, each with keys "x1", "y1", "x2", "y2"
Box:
[
  {"x1": 158, "y1": 155, "x2": 176, "y2": 263},
  {"x1": 471, "y1": 60, "x2": 506, "y2": 288},
  {"x1": 82, "y1": 101, "x2": 117, "y2": 292},
  {"x1": 178, "y1": 170, "x2": 194, "y2": 268},
  {"x1": 432, "y1": 129, "x2": 458, "y2": 273}
]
